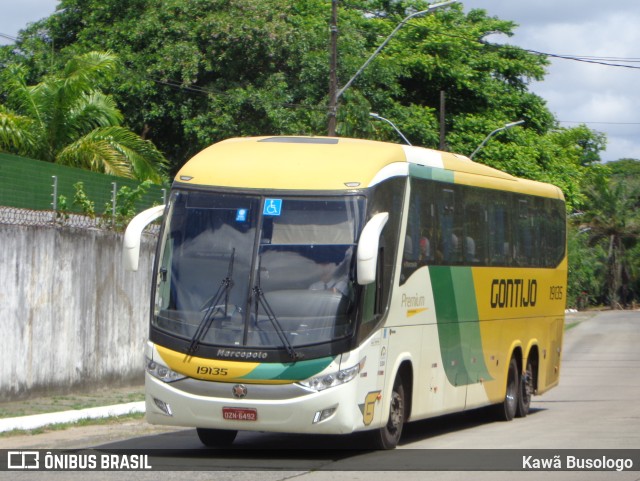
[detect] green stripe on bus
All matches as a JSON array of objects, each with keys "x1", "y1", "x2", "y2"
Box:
[
  {"x1": 452, "y1": 268, "x2": 492, "y2": 383},
  {"x1": 429, "y1": 266, "x2": 492, "y2": 386},
  {"x1": 409, "y1": 163, "x2": 454, "y2": 183},
  {"x1": 239, "y1": 356, "x2": 335, "y2": 381}
]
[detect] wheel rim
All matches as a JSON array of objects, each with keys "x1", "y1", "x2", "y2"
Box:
[
  {"x1": 506, "y1": 364, "x2": 518, "y2": 412},
  {"x1": 387, "y1": 389, "x2": 404, "y2": 436},
  {"x1": 522, "y1": 364, "x2": 533, "y2": 403}
]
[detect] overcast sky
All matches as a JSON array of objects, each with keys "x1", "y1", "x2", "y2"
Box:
[
  {"x1": 461, "y1": 0, "x2": 640, "y2": 162},
  {"x1": 2, "y1": 0, "x2": 639, "y2": 162}
]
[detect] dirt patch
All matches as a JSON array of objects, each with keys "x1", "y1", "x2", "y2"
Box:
[{"x1": 0, "y1": 417, "x2": 185, "y2": 449}]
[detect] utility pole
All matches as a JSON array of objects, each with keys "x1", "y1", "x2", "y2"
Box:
[
  {"x1": 326, "y1": 0, "x2": 458, "y2": 137},
  {"x1": 439, "y1": 90, "x2": 447, "y2": 150},
  {"x1": 327, "y1": 0, "x2": 339, "y2": 136}
]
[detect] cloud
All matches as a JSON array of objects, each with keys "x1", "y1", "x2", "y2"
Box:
[
  {"x1": 463, "y1": 0, "x2": 640, "y2": 161},
  {"x1": 0, "y1": 0, "x2": 59, "y2": 45}
]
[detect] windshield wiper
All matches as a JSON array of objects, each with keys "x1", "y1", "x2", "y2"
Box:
[
  {"x1": 187, "y1": 248, "x2": 235, "y2": 355},
  {"x1": 252, "y1": 258, "x2": 301, "y2": 361}
]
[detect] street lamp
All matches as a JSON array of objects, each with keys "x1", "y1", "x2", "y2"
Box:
[
  {"x1": 370, "y1": 113, "x2": 412, "y2": 145},
  {"x1": 327, "y1": 0, "x2": 458, "y2": 135},
  {"x1": 469, "y1": 120, "x2": 525, "y2": 159}
]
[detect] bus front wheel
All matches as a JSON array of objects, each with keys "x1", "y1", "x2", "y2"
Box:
[
  {"x1": 369, "y1": 376, "x2": 405, "y2": 449},
  {"x1": 196, "y1": 427, "x2": 238, "y2": 447}
]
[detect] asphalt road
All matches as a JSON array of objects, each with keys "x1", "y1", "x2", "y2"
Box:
[{"x1": 3, "y1": 310, "x2": 639, "y2": 480}]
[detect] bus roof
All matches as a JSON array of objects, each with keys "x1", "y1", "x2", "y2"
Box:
[{"x1": 176, "y1": 136, "x2": 563, "y2": 200}]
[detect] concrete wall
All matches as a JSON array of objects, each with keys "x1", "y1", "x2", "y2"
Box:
[{"x1": 0, "y1": 224, "x2": 156, "y2": 402}]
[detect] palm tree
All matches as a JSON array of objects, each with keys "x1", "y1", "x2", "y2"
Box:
[
  {"x1": 0, "y1": 51, "x2": 167, "y2": 183},
  {"x1": 580, "y1": 177, "x2": 640, "y2": 308}
]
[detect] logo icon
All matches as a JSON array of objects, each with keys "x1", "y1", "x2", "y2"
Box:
[
  {"x1": 7, "y1": 451, "x2": 39, "y2": 469},
  {"x1": 232, "y1": 384, "x2": 248, "y2": 399}
]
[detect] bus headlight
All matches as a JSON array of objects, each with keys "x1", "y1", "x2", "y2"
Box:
[
  {"x1": 146, "y1": 356, "x2": 186, "y2": 383},
  {"x1": 298, "y1": 363, "x2": 360, "y2": 391}
]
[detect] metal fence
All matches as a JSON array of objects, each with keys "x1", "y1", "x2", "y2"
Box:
[
  {"x1": 0, "y1": 152, "x2": 166, "y2": 230},
  {"x1": 0, "y1": 152, "x2": 167, "y2": 214}
]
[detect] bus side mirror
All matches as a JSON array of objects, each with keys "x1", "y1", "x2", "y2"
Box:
[
  {"x1": 123, "y1": 205, "x2": 165, "y2": 272},
  {"x1": 357, "y1": 212, "x2": 389, "y2": 285}
]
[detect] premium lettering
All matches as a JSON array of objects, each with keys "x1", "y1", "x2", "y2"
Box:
[{"x1": 402, "y1": 293, "x2": 425, "y2": 308}]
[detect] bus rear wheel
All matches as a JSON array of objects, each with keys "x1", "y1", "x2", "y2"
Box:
[
  {"x1": 196, "y1": 427, "x2": 238, "y2": 447},
  {"x1": 495, "y1": 356, "x2": 519, "y2": 421},
  {"x1": 369, "y1": 376, "x2": 405, "y2": 449},
  {"x1": 516, "y1": 359, "x2": 534, "y2": 417}
]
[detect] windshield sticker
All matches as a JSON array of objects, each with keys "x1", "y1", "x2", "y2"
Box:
[
  {"x1": 235, "y1": 208, "x2": 248, "y2": 222},
  {"x1": 263, "y1": 199, "x2": 282, "y2": 216}
]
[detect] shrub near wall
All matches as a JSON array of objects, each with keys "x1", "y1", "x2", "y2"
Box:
[{"x1": 0, "y1": 223, "x2": 156, "y2": 401}]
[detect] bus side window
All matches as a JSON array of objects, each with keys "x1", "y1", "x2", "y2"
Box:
[
  {"x1": 515, "y1": 198, "x2": 532, "y2": 265},
  {"x1": 358, "y1": 177, "x2": 405, "y2": 341},
  {"x1": 488, "y1": 193, "x2": 512, "y2": 266},
  {"x1": 463, "y1": 190, "x2": 487, "y2": 265},
  {"x1": 436, "y1": 187, "x2": 463, "y2": 264},
  {"x1": 544, "y1": 198, "x2": 566, "y2": 266},
  {"x1": 401, "y1": 177, "x2": 440, "y2": 284}
]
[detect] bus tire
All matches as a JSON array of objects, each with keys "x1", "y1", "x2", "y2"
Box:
[
  {"x1": 495, "y1": 356, "x2": 519, "y2": 421},
  {"x1": 196, "y1": 427, "x2": 238, "y2": 447},
  {"x1": 516, "y1": 359, "x2": 533, "y2": 418},
  {"x1": 370, "y1": 376, "x2": 405, "y2": 449}
]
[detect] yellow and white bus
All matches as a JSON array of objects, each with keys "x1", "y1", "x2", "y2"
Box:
[{"x1": 124, "y1": 136, "x2": 566, "y2": 449}]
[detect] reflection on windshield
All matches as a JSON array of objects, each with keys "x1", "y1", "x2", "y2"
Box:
[{"x1": 153, "y1": 192, "x2": 365, "y2": 353}]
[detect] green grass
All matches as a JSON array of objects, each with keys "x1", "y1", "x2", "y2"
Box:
[
  {"x1": 0, "y1": 387, "x2": 144, "y2": 419},
  {"x1": 565, "y1": 321, "x2": 580, "y2": 331},
  {"x1": 0, "y1": 412, "x2": 145, "y2": 438}
]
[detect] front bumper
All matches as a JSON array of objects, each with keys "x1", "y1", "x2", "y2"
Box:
[{"x1": 145, "y1": 372, "x2": 363, "y2": 435}]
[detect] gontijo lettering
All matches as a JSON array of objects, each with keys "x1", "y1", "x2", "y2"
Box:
[{"x1": 490, "y1": 278, "x2": 537, "y2": 308}]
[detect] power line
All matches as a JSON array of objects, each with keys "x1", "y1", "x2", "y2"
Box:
[
  {"x1": 555, "y1": 55, "x2": 640, "y2": 63},
  {"x1": 409, "y1": 26, "x2": 640, "y2": 70},
  {"x1": 559, "y1": 120, "x2": 640, "y2": 125},
  {"x1": 0, "y1": 33, "x2": 18, "y2": 42},
  {"x1": 524, "y1": 49, "x2": 640, "y2": 70}
]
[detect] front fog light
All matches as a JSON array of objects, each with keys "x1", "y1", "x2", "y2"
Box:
[
  {"x1": 153, "y1": 397, "x2": 173, "y2": 416},
  {"x1": 313, "y1": 405, "x2": 338, "y2": 424},
  {"x1": 146, "y1": 356, "x2": 186, "y2": 383}
]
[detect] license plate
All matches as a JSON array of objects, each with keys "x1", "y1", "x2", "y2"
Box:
[{"x1": 222, "y1": 407, "x2": 257, "y2": 421}]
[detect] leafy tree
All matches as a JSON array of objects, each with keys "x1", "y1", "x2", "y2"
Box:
[
  {"x1": 0, "y1": 51, "x2": 167, "y2": 182},
  {"x1": 578, "y1": 176, "x2": 640, "y2": 308},
  {"x1": 608, "y1": 158, "x2": 640, "y2": 188},
  {"x1": 4, "y1": 0, "x2": 631, "y2": 309},
  {"x1": 1, "y1": 0, "x2": 604, "y2": 206},
  {"x1": 567, "y1": 224, "x2": 606, "y2": 309}
]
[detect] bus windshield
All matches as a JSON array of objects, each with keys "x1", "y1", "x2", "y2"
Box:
[{"x1": 153, "y1": 190, "x2": 365, "y2": 355}]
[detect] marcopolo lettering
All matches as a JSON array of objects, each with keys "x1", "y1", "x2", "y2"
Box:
[
  {"x1": 217, "y1": 349, "x2": 268, "y2": 359},
  {"x1": 490, "y1": 278, "x2": 537, "y2": 308}
]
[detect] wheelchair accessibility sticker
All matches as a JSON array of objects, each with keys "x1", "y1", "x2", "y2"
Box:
[{"x1": 263, "y1": 199, "x2": 282, "y2": 216}]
